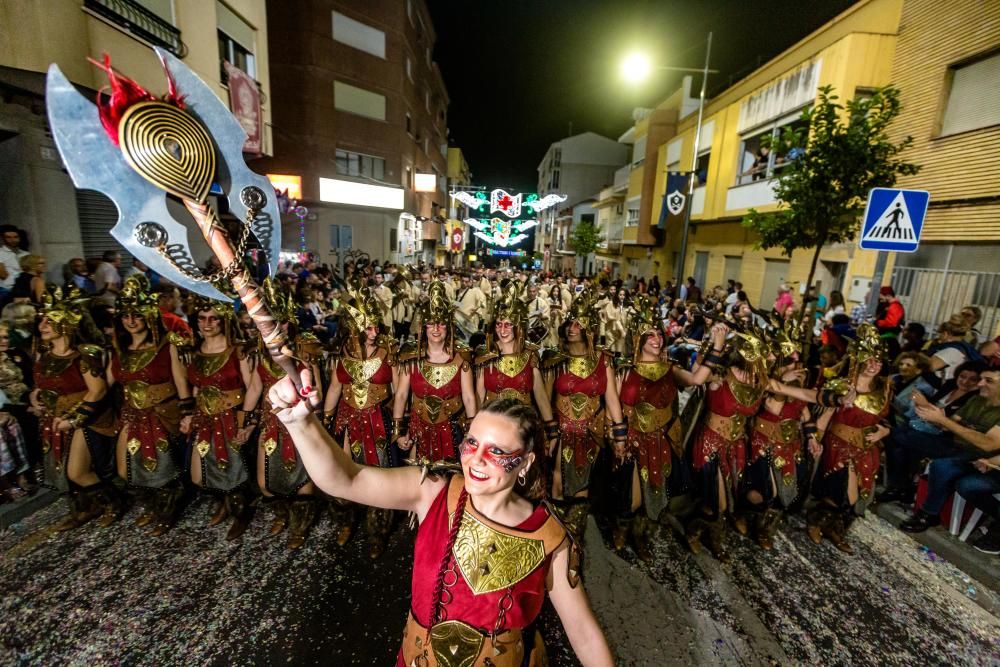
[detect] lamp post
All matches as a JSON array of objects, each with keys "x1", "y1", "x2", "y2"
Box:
[{"x1": 620, "y1": 33, "x2": 715, "y2": 289}]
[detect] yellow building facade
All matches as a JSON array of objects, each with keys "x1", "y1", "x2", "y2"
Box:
[{"x1": 643, "y1": 0, "x2": 904, "y2": 309}]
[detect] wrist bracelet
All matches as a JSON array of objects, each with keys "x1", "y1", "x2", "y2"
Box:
[
  {"x1": 817, "y1": 388, "x2": 841, "y2": 408},
  {"x1": 611, "y1": 420, "x2": 628, "y2": 440},
  {"x1": 803, "y1": 422, "x2": 818, "y2": 437},
  {"x1": 178, "y1": 397, "x2": 195, "y2": 417}
]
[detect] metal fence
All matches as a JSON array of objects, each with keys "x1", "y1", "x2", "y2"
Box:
[{"x1": 891, "y1": 266, "x2": 1000, "y2": 338}]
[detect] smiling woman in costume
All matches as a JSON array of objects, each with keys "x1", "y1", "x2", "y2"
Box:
[
  {"x1": 393, "y1": 279, "x2": 478, "y2": 463},
  {"x1": 30, "y1": 287, "x2": 122, "y2": 530},
  {"x1": 107, "y1": 275, "x2": 191, "y2": 536},
  {"x1": 270, "y1": 381, "x2": 614, "y2": 667}
]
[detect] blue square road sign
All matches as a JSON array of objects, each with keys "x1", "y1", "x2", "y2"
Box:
[{"x1": 858, "y1": 187, "x2": 930, "y2": 253}]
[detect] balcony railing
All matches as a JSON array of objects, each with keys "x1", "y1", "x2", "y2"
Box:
[{"x1": 84, "y1": 0, "x2": 186, "y2": 56}]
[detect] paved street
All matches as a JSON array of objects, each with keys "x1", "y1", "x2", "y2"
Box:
[{"x1": 1, "y1": 495, "x2": 998, "y2": 666}]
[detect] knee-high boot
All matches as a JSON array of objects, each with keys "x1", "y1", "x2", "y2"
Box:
[
  {"x1": 95, "y1": 481, "x2": 127, "y2": 528},
  {"x1": 149, "y1": 483, "x2": 184, "y2": 537},
  {"x1": 287, "y1": 496, "x2": 317, "y2": 551},
  {"x1": 225, "y1": 489, "x2": 252, "y2": 541},
  {"x1": 755, "y1": 505, "x2": 782, "y2": 550},
  {"x1": 329, "y1": 498, "x2": 356, "y2": 546},
  {"x1": 264, "y1": 496, "x2": 290, "y2": 536}
]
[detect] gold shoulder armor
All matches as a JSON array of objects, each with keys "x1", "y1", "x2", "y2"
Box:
[
  {"x1": 398, "y1": 340, "x2": 420, "y2": 364},
  {"x1": 167, "y1": 331, "x2": 193, "y2": 349},
  {"x1": 539, "y1": 347, "x2": 565, "y2": 371},
  {"x1": 77, "y1": 344, "x2": 105, "y2": 376},
  {"x1": 823, "y1": 378, "x2": 850, "y2": 395},
  {"x1": 474, "y1": 344, "x2": 498, "y2": 367}
]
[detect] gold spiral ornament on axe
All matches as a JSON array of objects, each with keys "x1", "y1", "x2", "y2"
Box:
[{"x1": 116, "y1": 101, "x2": 307, "y2": 397}]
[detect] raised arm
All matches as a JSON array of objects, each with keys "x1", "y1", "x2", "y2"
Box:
[
  {"x1": 547, "y1": 542, "x2": 614, "y2": 666},
  {"x1": 271, "y1": 368, "x2": 444, "y2": 517}
]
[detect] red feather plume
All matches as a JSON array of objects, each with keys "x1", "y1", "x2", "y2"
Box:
[{"x1": 88, "y1": 53, "x2": 185, "y2": 145}]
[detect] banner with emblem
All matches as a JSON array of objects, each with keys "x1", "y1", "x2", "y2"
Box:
[{"x1": 657, "y1": 171, "x2": 691, "y2": 230}]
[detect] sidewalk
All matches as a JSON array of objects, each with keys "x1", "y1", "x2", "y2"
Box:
[
  {"x1": 0, "y1": 488, "x2": 57, "y2": 531},
  {"x1": 873, "y1": 500, "x2": 1000, "y2": 615}
]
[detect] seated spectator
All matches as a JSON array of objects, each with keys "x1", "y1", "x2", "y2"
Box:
[
  {"x1": 960, "y1": 306, "x2": 983, "y2": 345},
  {"x1": 900, "y1": 322, "x2": 927, "y2": 353},
  {"x1": 928, "y1": 320, "x2": 983, "y2": 381},
  {"x1": 885, "y1": 366, "x2": 999, "y2": 509},
  {"x1": 13, "y1": 254, "x2": 46, "y2": 305},
  {"x1": 65, "y1": 257, "x2": 96, "y2": 294},
  {"x1": 891, "y1": 352, "x2": 936, "y2": 426}
]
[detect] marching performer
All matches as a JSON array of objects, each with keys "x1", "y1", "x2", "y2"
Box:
[
  {"x1": 323, "y1": 286, "x2": 399, "y2": 558},
  {"x1": 686, "y1": 325, "x2": 771, "y2": 562},
  {"x1": 544, "y1": 287, "x2": 627, "y2": 542},
  {"x1": 614, "y1": 297, "x2": 725, "y2": 559},
  {"x1": 241, "y1": 280, "x2": 323, "y2": 550},
  {"x1": 738, "y1": 321, "x2": 814, "y2": 550},
  {"x1": 454, "y1": 273, "x2": 487, "y2": 341},
  {"x1": 31, "y1": 287, "x2": 121, "y2": 530},
  {"x1": 770, "y1": 324, "x2": 891, "y2": 553},
  {"x1": 108, "y1": 276, "x2": 190, "y2": 536},
  {"x1": 475, "y1": 282, "x2": 557, "y2": 448},
  {"x1": 393, "y1": 280, "x2": 477, "y2": 463},
  {"x1": 181, "y1": 297, "x2": 260, "y2": 541},
  {"x1": 270, "y1": 383, "x2": 615, "y2": 667}
]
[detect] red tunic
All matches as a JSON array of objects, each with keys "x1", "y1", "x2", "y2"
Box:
[
  {"x1": 257, "y1": 357, "x2": 299, "y2": 469},
  {"x1": 749, "y1": 397, "x2": 807, "y2": 484},
  {"x1": 111, "y1": 342, "x2": 177, "y2": 470},
  {"x1": 334, "y1": 355, "x2": 394, "y2": 466},
  {"x1": 188, "y1": 347, "x2": 244, "y2": 466},
  {"x1": 410, "y1": 358, "x2": 465, "y2": 461},
  {"x1": 820, "y1": 385, "x2": 890, "y2": 501},
  {"x1": 406, "y1": 482, "x2": 552, "y2": 640},
  {"x1": 692, "y1": 374, "x2": 765, "y2": 484},
  {"x1": 482, "y1": 351, "x2": 535, "y2": 404},
  {"x1": 554, "y1": 353, "x2": 608, "y2": 478},
  {"x1": 620, "y1": 364, "x2": 680, "y2": 489},
  {"x1": 35, "y1": 353, "x2": 88, "y2": 465}
]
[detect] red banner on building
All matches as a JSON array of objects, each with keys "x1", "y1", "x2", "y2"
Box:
[{"x1": 223, "y1": 61, "x2": 262, "y2": 155}]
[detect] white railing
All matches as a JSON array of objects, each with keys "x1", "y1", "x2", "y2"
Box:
[{"x1": 891, "y1": 266, "x2": 1000, "y2": 337}]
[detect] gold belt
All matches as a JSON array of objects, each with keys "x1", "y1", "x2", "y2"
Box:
[
  {"x1": 624, "y1": 402, "x2": 673, "y2": 434},
  {"x1": 401, "y1": 611, "x2": 541, "y2": 667},
  {"x1": 195, "y1": 386, "x2": 244, "y2": 415},
  {"x1": 706, "y1": 411, "x2": 749, "y2": 441},
  {"x1": 38, "y1": 388, "x2": 84, "y2": 415},
  {"x1": 753, "y1": 417, "x2": 801, "y2": 444},
  {"x1": 485, "y1": 388, "x2": 532, "y2": 406},
  {"x1": 556, "y1": 392, "x2": 600, "y2": 422},
  {"x1": 413, "y1": 394, "x2": 463, "y2": 424},
  {"x1": 343, "y1": 382, "x2": 389, "y2": 411},
  {"x1": 124, "y1": 380, "x2": 177, "y2": 410},
  {"x1": 829, "y1": 421, "x2": 878, "y2": 450}
]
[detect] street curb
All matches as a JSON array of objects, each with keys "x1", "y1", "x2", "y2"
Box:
[
  {"x1": 873, "y1": 501, "x2": 1000, "y2": 616},
  {"x1": 0, "y1": 488, "x2": 57, "y2": 531}
]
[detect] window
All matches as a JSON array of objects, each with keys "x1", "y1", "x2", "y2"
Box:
[
  {"x1": 217, "y1": 2, "x2": 255, "y2": 80},
  {"x1": 553, "y1": 148, "x2": 561, "y2": 167},
  {"x1": 631, "y1": 136, "x2": 647, "y2": 168},
  {"x1": 334, "y1": 81, "x2": 386, "y2": 121},
  {"x1": 405, "y1": 112, "x2": 412, "y2": 135},
  {"x1": 940, "y1": 52, "x2": 1000, "y2": 136},
  {"x1": 735, "y1": 113, "x2": 808, "y2": 185},
  {"x1": 626, "y1": 207, "x2": 640, "y2": 227},
  {"x1": 615, "y1": 203, "x2": 624, "y2": 215},
  {"x1": 695, "y1": 151, "x2": 711, "y2": 186},
  {"x1": 549, "y1": 170, "x2": 559, "y2": 189},
  {"x1": 335, "y1": 149, "x2": 385, "y2": 181},
  {"x1": 405, "y1": 166, "x2": 413, "y2": 190},
  {"x1": 580, "y1": 213, "x2": 595, "y2": 225},
  {"x1": 332, "y1": 11, "x2": 385, "y2": 59}
]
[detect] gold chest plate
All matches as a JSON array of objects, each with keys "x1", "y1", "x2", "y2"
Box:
[
  {"x1": 194, "y1": 348, "x2": 232, "y2": 377},
  {"x1": 729, "y1": 376, "x2": 764, "y2": 407},
  {"x1": 854, "y1": 383, "x2": 888, "y2": 416},
  {"x1": 122, "y1": 345, "x2": 159, "y2": 374},
  {"x1": 497, "y1": 351, "x2": 531, "y2": 378},
  {"x1": 420, "y1": 361, "x2": 459, "y2": 389},
  {"x1": 452, "y1": 511, "x2": 546, "y2": 595},
  {"x1": 566, "y1": 355, "x2": 597, "y2": 379},
  {"x1": 342, "y1": 356, "x2": 384, "y2": 407},
  {"x1": 41, "y1": 352, "x2": 76, "y2": 378},
  {"x1": 635, "y1": 361, "x2": 670, "y2": 382}
]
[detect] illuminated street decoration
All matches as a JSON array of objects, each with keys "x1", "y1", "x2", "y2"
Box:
[{"x1": 449, "y1": 188, "x2": 565, "y2": 248}]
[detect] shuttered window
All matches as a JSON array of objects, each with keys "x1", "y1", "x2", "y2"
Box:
[
  {"x1": 75, "y1": 189, "x2": 132, "y2": 267},
  {"x1": 940, "y1": 52, "x2": 1000, "y2": 136},
  {"x1": 334, "y1": 81, "x2": 386, "y2": 121}
]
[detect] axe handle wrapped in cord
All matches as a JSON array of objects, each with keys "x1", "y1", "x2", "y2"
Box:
[{"x1": 183, "y1": 199, "x2": 310, "y2": 400}]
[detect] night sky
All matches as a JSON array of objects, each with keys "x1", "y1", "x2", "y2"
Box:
[{"x1": 427, "y1": 0, "x2": 861, "y2": 193}]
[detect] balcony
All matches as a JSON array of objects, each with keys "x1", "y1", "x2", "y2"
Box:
[
  {"x1": 725, "y1": 178, "x2": 778, "y2": 212},
  {"x1": 613, "y1": 165, "x2": 630, "y2": 192},
  {"x1": 84, "y1": 0, "x2": 186, "y2": 56}
]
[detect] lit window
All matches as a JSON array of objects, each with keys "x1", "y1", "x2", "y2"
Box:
[
  {"x1": 735, "y1": 113, "x2": 808, "y2": 185},
  {"x1": 332, "y1": 11, "x2": 386, "y2": 59},
  {"x1": 334, "y1": 81, "x2": 386, "y2": 121}
]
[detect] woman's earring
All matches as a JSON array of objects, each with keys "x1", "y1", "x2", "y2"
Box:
[{"x1": 517, "y1": 470, "x2": 528, "y2": 487}]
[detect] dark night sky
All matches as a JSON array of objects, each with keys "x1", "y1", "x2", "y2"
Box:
[{"x1": 426, "y1": 0, "x2": 861, "y2": 193}]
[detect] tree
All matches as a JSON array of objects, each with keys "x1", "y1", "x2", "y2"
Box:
[
  {"x1": 742, "y1": 85, "x2": 920, "y2": 318},
  {"x1": 569, "y1": 219, "x2": 603, "y2": 257}
]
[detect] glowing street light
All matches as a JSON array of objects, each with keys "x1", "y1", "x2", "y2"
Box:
[{"x1": 620, "y1": 52, "x2": 653, "y2": 84}]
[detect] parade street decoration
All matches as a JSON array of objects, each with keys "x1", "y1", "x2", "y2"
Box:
[
  {"x1": 450, "y1": 188, "x2": 565, "y2": 248},
  {"x1": 463, "y1": 217, "x2": 538, "y2": 247},
  {"x1": 46, "y1": 49, "x2": 306, "y2": 392}
]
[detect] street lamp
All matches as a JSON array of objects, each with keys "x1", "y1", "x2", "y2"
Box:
[{"x1": 619, "y1": 34, "x2": 715, "y2": 289}]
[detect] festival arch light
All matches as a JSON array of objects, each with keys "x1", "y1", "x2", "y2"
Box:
[{"x1": 449, "y1": 188, "x2": 567, "y2": 248}]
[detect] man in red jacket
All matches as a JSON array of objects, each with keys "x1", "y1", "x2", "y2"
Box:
[{"x1": 876, "y1": 285, "x2": 905, "y2": 359}]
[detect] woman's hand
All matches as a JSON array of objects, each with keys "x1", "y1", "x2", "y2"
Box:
[
  {"x1": 710, "y1": 322, "x2": 728, "y2": 348},
  {"x1": 865, "y1": 424, "x2": 890, "y2": 443},
  {"x1": 53, "y1": 417, "x2": 72, "y2": 432},
  {"x1": 180, "y1": 415, "x2": 193, "y2": 435},
  {"x1": 613, "y1": 439, "x2": 628, "y2": 463},
  {"x1": 235, "y1": 425, "x2": 255, "y2": 445},
  {"x1": 396, "y1": 435, "x2": 412, "y2": 451},
  {"x1": 807, "y1": 436, "x2": 822, "y2": 459},
  {"x1": 268, "y1": 367, "x2": 321, "y2": 425}
]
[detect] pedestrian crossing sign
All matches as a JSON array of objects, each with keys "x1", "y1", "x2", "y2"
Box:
[{"x1": 858, "y1": 187, "x2": 930, "y2": 253}]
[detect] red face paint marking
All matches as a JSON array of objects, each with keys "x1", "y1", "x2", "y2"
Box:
[{"x1": 459, "y1": 436, "x2": 524, "y2": 473}]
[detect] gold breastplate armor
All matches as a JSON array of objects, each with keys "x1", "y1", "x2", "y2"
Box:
[
  {"x1": 566, "y1": 354, "x2": 598, "y2": 379},
  {"x1": 451, "y1": 511, "x2": 547, "y2": 595},
  {"x1": 420, "y1": 361, "x2": 460, "y2": 389}
]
